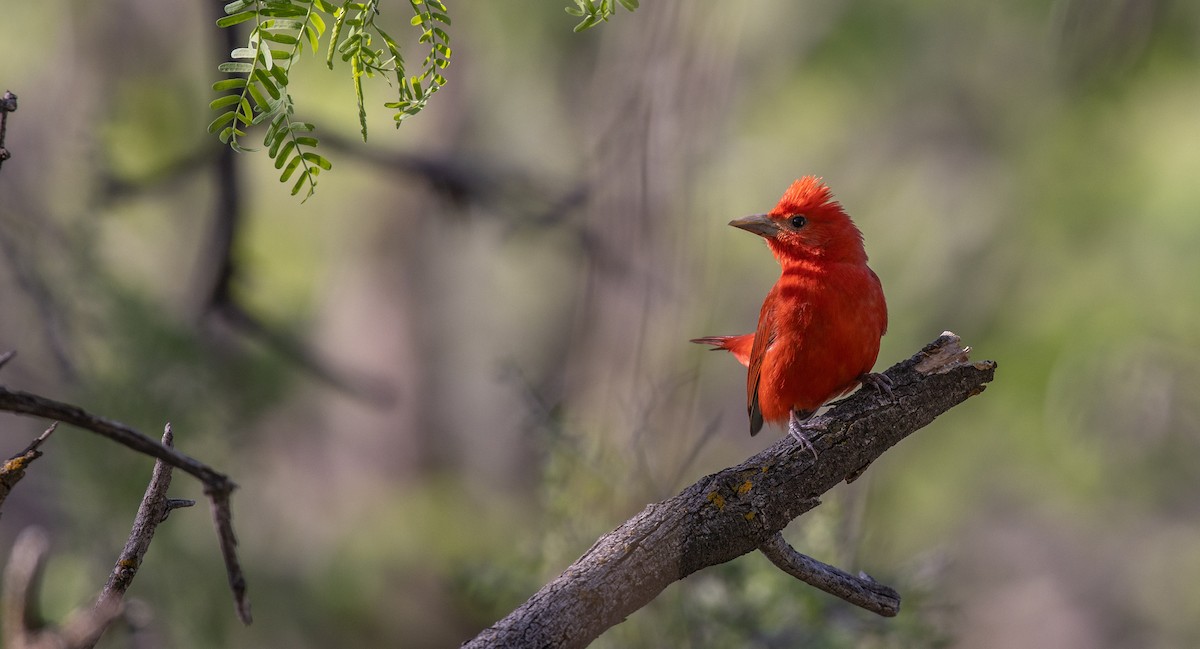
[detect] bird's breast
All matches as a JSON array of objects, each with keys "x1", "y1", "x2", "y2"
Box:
[{"x1": 753, "y1": 262, "x2": 886, "y2": 422}]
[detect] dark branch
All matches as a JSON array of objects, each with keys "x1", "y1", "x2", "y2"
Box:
[
  {"x1": 0, "y1": 386, "x2": 251, "y2": 624},
  {"x1": 0, "y1": 90, "x2": 16, "y2": 170},
  {"x1": 78, "y1": 425, "x2": 194, "y2": 648},
  {"x1": 464, "y1": 333, "x2": 996, "y2": 649},
  {"x1": 0, "y1": 423, "x2": 56, "y2": 515},
  {"x1": 96, "y1": 425, "x2": 192, "y2": 606},
  {"x1": 0, "y1": 387, "x2": 232, "y2": 489},
  {"x1": 758, "y1": 532, "x2": 901, "y2": 617}
]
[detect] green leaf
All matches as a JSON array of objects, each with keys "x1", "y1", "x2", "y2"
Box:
[
  {"x1": 617, "y1": 0, "x2": 638, "y2": 9},
  {"x1": 216, "y1": 11, "x2": 257, "y2": 28},
  {"x1": 235, "y1": 106, "x2": 254, "y2": 126},
  {"x1": 352, "y1": 54, "x2": 367, "y2": 141},
  {"x1": 309, "y1": 10, "x2": 326, "y2": 33},
  {"x1": 207, "y1": 111, "x2": 237, "y2": 134},
  {"x1": 209, "y1": 95, "x2": 242, "y2": 110},
  {"x1": 260, "y1": 31, "x2": 299, "y2": 45},
  {"x1": 253, "y1": 68, "x2": 281, "y2": 98},
  {"x1": 213, "y1": 78, "x2": 249, "y2": 91},
  {"x1": 268, "y1": 130, "x2": 290, "y2": 157},
  {"x1": 251, "y1": 99, "x2": 280, "y2": 124},
  {"x1": 231, "y1": 47, "x2": 258, "y2": 59},
  {"x1": 294, "y1": 135, "x2": 319, "y2": 147},
  {"x1": 265, "y1": 18, "x2": 305, "y2": 31},
  {"x1": 230, "y1": 138, "x2": 257, "y2": 153},
  {"x1": 326, "y1": 4, "x2": 349, "y2": 69},
  {"x1": 304, "y1": 23, "x2": 321, "y2": 52},
  {"x1": 290, "y1": 170, "x2": 312, "y2": 196},
  {"x1": 224, "y1": 0, "x2": 252, "y2": 14},
  {"x1": 279, "y1": 154, "x2": 303, "y2": 181},
  {"x1": 218, "y1": 62, "x2": 255, "y2": 73},
  {"x1": 261, "y1": 4, "x2": 306, "y2": 17},
  {"x1": 301, "y1": 152, "x2": 332, "y2": 170},
  {"x1": 249, "y1": 83, "x2": 273, "y2": 112},
  {"x1": 274, "y1": 141, "x2": 297, "y2": 167}
]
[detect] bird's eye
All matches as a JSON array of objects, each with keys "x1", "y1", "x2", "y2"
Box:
[{"x1": 790, "y1": 215, "x2": 807, "y2": 229}]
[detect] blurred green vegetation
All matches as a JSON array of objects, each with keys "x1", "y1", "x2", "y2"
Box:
[{"x1": 2, "y1": 1, "x2": 1200, "y2": 647}]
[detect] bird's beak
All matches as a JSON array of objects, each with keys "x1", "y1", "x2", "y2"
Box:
[{"x1": 728, "y1": 214, "x2": 779, "y2": 239}]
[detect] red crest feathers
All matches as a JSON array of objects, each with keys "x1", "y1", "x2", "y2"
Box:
[{"x1": 771, "y1": 176, "x2": 842, "y2": 217}]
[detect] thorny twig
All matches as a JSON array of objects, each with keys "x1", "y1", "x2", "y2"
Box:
[{"x1": 0, "y1": 383, "x2": 252, "y2": 624}]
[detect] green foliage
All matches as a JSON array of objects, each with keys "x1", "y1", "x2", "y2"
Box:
[
  {"x1": 211, "y1": 0, "x2": 452, "y2": 199},
  {"x1": 384, "y1": 0, "x2": 451, "y2": 126},
  {"x1": 564, "y1": 0, "x2": 637, "y2": 32}
]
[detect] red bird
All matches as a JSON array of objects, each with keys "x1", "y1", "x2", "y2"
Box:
[{"x1": 693, "y1": 177, "x2": 889, "y2": 451}]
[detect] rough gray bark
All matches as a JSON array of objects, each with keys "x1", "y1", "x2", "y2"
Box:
[{"x1": 464, "y1": 333, "x2": 996, "y2": 649}]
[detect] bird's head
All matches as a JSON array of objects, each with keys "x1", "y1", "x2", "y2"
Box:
[{"x1": 728, "y1": 176, "x2": 867, "y2": 264}]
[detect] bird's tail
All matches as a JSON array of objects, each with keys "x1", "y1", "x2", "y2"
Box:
[{"x1": 690, "y1": 334, "x2": 753, "y2": 366}]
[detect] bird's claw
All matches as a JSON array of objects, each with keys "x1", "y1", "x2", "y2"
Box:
[
  {"x1": 788, "y1": 410, "x2": 818, "y2": 461},
  {"x1": 860, "y1": 372, "x2": 894, "y2": 402}
]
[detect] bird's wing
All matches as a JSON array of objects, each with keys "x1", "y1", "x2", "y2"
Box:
[
  {"x1": 746, "y1": 301, "x2": 777, "y2": 436},
  {"x1": 869, "y1": 267, "x2": 889, "y2": 336}
]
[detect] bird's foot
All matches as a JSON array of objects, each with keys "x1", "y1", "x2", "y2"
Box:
[
  {"x1": 860, "y1": 372, "x2": 894, "y2": 402},
  {"x1": 788, "y1": 409, "x2": 818, "y2": 461}
]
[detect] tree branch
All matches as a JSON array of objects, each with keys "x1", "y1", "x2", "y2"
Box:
[
  {"x1": 464, "y1": 332, "x2": 996, "y2": 649},
  {"x1": 0, "y1": 383, "x2": 252, "y2": 624},
  {"x1": 758, "y1": 532, "x2": 900, "y2": 617},
  {"x1": 0, "y1": 423, "x2": 56, "y2": 516},
  {"x1": 95, "y1": 425, "x2": 195, "y2": 610},
  {"x1": 0, "y1": 90, "x2": 16, "y2": 171}
]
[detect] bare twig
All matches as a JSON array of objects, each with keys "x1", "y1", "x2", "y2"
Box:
[
  {"x1": 0, "y1": 388, "x2": 231, "y2": 487},
  {"x1": 0, "y1": 90, "x2": 16, "y2": 171},
  {"x1": 0, "y1": 423, "x2": 56, "y2": 514},
  {"x1": 77, "y1": 424, "x2": 194, "y2": 648},
  {"x1": 207, "y1": 487, "x2": 251, "y2": 623},
  {"x1": 0, "y1": 389, "x2": 252, "y2": 624},
  {"x1": 0, "y1": 349, "x2": 15, "y2": 371},
  {"x1": 758, "y1": 532, "x2": 901, "y2": 617},
  {"x1": 96, "y1": 425, "x2": 194, "y2": 606},
  {"x1": 464, "y1": 333, "x2": 996, "y2": 649},
  {"x1": 2, "y1": 528, "x2": 123, "y2": 649},
  {"x1": 1, "y1": 425, "x2": 199, "y2": 649}
]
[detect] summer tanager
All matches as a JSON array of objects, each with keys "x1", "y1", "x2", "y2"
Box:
[{"x1": 693, "y1": 177, "x2": 889, "y2": 450}]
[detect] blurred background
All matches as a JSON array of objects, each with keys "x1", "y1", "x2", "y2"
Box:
[{"x1": 2, "y1": 1, "x2": 1200, "y2": 647}]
